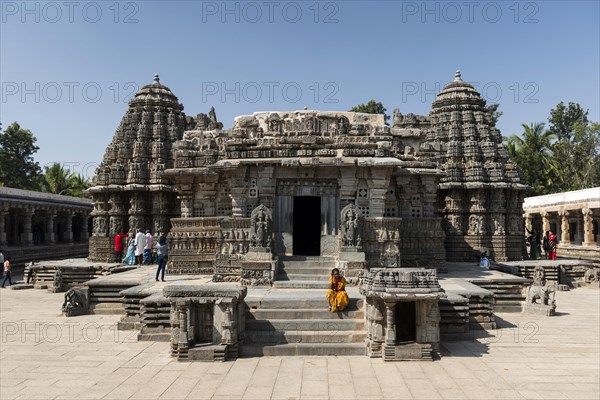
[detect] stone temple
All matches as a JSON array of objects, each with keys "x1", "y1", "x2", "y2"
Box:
[{"x1": 89, "y1": 71, "x2": 527, "y2": 276}]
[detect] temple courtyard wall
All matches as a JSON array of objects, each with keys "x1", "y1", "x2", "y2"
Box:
[{"x1": 1, "y1": 274, "x2": 598, "y2": 399}]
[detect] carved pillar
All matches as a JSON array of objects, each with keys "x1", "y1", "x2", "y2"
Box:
[
  {"x1": 91, "y1": 195, "x2": 109, "y2": 237},
  {"x1": 524, "y1": 213, "x2": 533, "y2": 235},
  {"x1": 177, "y1": 301, "x2": 190, "y2": 349},
  {"x1": 384, "y1": 301, "x2": 396, "y2": 346},
  {"x1": 0, "y1": 208, "x2": 8, "y2": 247},
  {"x1": 582, "y1": 208, "x2": 595, "y2": 246},
  {"x1": 542, "y1": 212, "x2": 551, "y2": 235},
  {"x1": 46, "y1": 212, "x2": 56, "y2": 244},
  {"x1": 64, "y1": 213, "x2": 73, "y2": 243},
  {"x1": 20, "y1": 208, "x2": 34, "y2": 246},
  {"x1": 559, "y1": 210, "x2": 570, "y2": 245}
]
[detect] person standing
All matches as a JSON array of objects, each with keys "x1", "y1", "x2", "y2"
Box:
[
  {"x1": 26, "y1": 260, "x2": 36, "y2": 284},
  {"x1": 548, "y1": 231, "x2": 558, "y2": 260},
  {"x1": 144, "y1": 230, "x2": 153, "y2": 265},
  {"x1": 155, "y1": 235, "x2": 169, "y2": 282},
  {"x1": 542, "y1": 231, "x2": 550, "y2": 259},
  {"x1": 114, "y1": 232, "x2": 128, "y2": 263},
  {"x1": 134, "y1": 228, "x2": 146, "y2": 266},
  {"x1": 1, "y1": 256, "x2": 13, "y2": 288},
  {"x1": 122, "y1": 235, "x2": 136, "y2": 265}
]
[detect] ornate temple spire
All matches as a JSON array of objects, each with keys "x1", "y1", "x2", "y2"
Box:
[{"x1": 154, "y1": 74, "x2": 160, "y2": 84}]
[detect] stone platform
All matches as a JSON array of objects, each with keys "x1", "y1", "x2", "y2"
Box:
[{"x1": 1, "y1": 279, "x2": 598, "y2": 399}]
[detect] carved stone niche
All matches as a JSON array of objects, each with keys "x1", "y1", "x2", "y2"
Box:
[
  {"x1": 360, "y1": 268, "x2": 442, "y2": 361},
  {"x1": 164, "y1": 284, "x2": 247, "y2": 362},
  {"x1": 249, "y1": 205, "x2": 273, "y2": 252},
  {"x1": 339, "y1": 204, "x2": 366, "y2": 274}
]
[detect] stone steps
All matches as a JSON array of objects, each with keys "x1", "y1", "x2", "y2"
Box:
[
  {"x1": 240, "y1": 342, "x2": 365, "y2": 357},
  {"x1": 246, "y1": 319, "x2": 365, "y2": 331},
  {"x1": 246, "y1": 294, "x2": 363, "y2": 309},
  {"x1": 276, "y1": 273, "x2": 330, "y2": 281},
  {"x1": 249, "y1": 308, "x2": 363, "y2": 320},
  {"x1": 273, "y1": 280, "x2": 330, "y2": 289},
  {"x1": 244, "y1": 330, "x2": 366, "y2": 344},
  {"x1": 242, "y1": 286, "x2": 366, "y2": 357}
]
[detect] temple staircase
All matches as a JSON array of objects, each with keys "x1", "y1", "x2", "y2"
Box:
[
  {"x1": 241, "y1": 289, "x2": 366, "y2": 356},
  {"x1": 273, "y1": 256, "x2": 334, "y2": 289}
]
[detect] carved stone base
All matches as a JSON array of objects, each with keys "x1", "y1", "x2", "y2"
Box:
[
  {"x1": 382, "y1": 342, "x2": 434, "y2": 361},
  {"x1": 522, "y1": 302, "x2": 556, "y2": 316}
]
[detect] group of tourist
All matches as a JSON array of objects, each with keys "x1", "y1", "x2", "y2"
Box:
[
  {"x1": 527, "y1": 229, "x2": 558, "y2": 260},
  {"x1": 114, "y1": 229, "x2": 169, "y2": 281}
]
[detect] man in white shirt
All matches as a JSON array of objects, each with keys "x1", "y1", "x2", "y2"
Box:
[
  {"x1": 144, "y1": 230, "x2": 153, "y2": 264},
  {"x1": 134, "y1": 228, "x2": 146, "y2": 266}
]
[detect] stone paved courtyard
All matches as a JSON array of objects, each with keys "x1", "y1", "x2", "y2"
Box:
[{"x1": 1, "y1": 283, "x2": 598, "y2": 400}]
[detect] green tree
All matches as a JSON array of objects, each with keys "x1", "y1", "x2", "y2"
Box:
[
  {"x1": 548, "y1": 101, "x2": 589, "y2": 141},
  {"x1": 0, "y1": 122, "x2": 42, "y2": 190},
  {"x1": 547, "y1": 102, "x2": 598, "y2": 192},
  {"x1": 507, "y1": 122, "x2": 557, "y2": 195},
  {"x1": 42, "y1": 163, "x2": 91, "y2": 198},
  {"x1": 349, "y1": 100, "x2": 390, "y2": 124}
]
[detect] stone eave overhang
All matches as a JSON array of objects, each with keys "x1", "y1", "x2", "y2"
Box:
[
  {"x1": 359, "y1": 290, "x2": 442, "y2": 300},
  {"x1": 0, "y1": 187, "x2": 92, "y2": 210},
  {"x1": 209, "y1": 157, "x2": 405, "y2": 169},
  {"x1": 438, "y1": 182, "x2": 529, "y2": 190},
  {"x1": 87, "y1": 184, "x2": 175, "y2": 193}
]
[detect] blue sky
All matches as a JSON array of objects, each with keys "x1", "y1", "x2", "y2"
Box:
[{"x1": 2, "y1": 0, "x2": 599, "y2": 179}]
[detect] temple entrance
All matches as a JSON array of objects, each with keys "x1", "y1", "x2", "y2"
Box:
[
  {"x1": 293, "y1": 196, "x2": 321, "y2": 256},
  {"x1": 395, "y1": 301, "x2": 416, "y2": 343}
]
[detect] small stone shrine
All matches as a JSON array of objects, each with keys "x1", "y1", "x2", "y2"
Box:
[
  {"x1": 89, "y1": 71, "x2": 528, "y2": 280},
  {"x1": 361, "y1": 268, "x2": 442, "y2": 360},
  {"x1": 164, "y1": 284, "x2": 247, "y2": 361}
]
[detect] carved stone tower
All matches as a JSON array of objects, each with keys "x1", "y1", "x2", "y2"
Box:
[
  {"x1": 88, "y1": 75, "x2": 186, "y2": 261},
  {"x1": 430, "y1": 71, "x2": 528, "y2": 261}
]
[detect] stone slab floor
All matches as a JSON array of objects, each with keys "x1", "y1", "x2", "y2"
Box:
[{"x1": 1, "y1": 285, "x2": 598, "y2": 400}]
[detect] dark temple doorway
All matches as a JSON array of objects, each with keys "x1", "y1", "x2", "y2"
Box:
[
  {"x1": 395, "y1": 301, "x2": 417, "y2": 343},
  {"x1": 293, "y1": 196, "x2": 321, "y2": 256}
]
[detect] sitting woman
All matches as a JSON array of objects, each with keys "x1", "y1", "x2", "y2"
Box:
[{"x1": 326, "y1": 268, "x2": 349, "y2": 312}]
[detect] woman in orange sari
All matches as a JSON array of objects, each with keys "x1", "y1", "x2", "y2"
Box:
[{"x1": 326, "y1": 268, "x2": 349, "y2": 312}]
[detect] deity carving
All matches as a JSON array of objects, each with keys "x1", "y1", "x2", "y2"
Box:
[
  {"x1": 250, "y1": 205, "x2": 272, "y2": 250},
  {"x1": 341, "y1": 204, "x2": 362, "y2": 248}
]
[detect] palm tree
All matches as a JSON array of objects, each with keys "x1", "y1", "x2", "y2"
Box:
[
  {"x1": 507, "y1": 123, "x2": 557, "y2": 195},
  {"x1": 42, "y1": 163, "x2": 91, "y2": 197},
  {"x1": 42, "y1": 163, "x2": 73, "y2": 195}
]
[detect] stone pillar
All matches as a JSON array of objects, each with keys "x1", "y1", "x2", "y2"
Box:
[
  {"x1": 582, "y1": 208, "x2": 595, "y2": 246},
  {"x1": 559, "y1": 210, "x2": 570, "y2": 245},
  {"x1": 64, "y1": 213, "x2": 74, "y2": 243},
  {"x1": 384, "y1": 301, "x2": 396, "y2": 346},
  {"x1": 20, "y1": 208, "x2": 34, "y2": 246},
  {"x1": 524, "y1": 213, "x2": 533, "y2": 236},
  {"x1": 0, "y1": 208, "x2": 8, "y2": 247},
  {"x1": 542, "y1": 212, "x2": 551, "y2": 235},
  {"x1": 80, "y1": 214, "x2": 89, "y2": 242},
  {"x1": 45, "y1": 212, "x2": 56, "y2": 244}
]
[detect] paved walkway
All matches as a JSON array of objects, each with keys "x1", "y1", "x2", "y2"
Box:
[{"x1": 1, "y1": 284, "x2": 598, "y2": 400}]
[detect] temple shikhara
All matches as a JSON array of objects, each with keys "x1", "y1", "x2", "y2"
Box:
[{"x1": 89, "y1": 71, "x2": 528, "y2": 276}]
